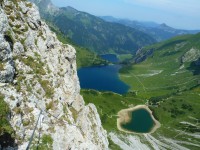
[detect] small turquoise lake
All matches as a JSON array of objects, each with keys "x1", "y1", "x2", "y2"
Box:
[
  {"x1": 78, "y1": 54, "x2": 129, "y2": 94},
  {"x1": 121, "y1": 108, "x2": 155, "y2": 133}
]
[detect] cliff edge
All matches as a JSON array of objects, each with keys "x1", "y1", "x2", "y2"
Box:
[{"x1": 0, "y1": 0, "x2": 108, "y2": 149}]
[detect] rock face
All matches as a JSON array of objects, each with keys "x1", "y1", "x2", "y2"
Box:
[
  {"x1": 0, "y1": 0, "x2": 108, "y2": 149},
  {"x1": 181, "y1": 48, "x2": 200, "y2": 63},
  {"x1": 0, "y1": 7, "x2": 15, "y2": 83},
  {"x1": 134, "y1": 48, "x2": 154, "y2": 64}
]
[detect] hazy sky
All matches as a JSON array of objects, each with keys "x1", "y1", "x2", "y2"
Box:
[{"x1": 51, "y1": 0, "x2": 200, "y2": 30}]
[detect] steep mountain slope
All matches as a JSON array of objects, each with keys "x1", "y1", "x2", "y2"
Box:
[
  {"x1": 29, "y1": 0, "x2": 156, "y2": 54},
  {"x1": 101, "y1": 16, "x2": 200, "y2": 42},
  {"x1": 0, "y1": 0, "x2": 108, "y2": 149}
]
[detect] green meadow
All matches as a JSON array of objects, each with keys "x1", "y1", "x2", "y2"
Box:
[{"x1": 81, "y1": 90, "x2": 145, "y2": 132}]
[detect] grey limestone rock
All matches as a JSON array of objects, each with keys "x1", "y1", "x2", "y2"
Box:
[
  {"x1": 0, "y1": 0, "x2": 108, "y2": 149},
  {"x1": 13, "y1": 42, "x2": 24, "y2": 56},
  {"x1": 182, "y1": 48, "x2": 200, "y2": 63},
  {"x1": 0, "y1": 8, "x2": 15, "y2": 83}
]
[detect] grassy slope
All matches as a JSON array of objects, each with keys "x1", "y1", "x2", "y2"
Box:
[
  {"x1": 150, "y1": 86, "x2": 200, "y2": 149},
  {"x1": 120, "y1": 34, "x2": 200, "y2": 98},
  {"x1": 0, "y1": 94, "x2": 13, "y2": 134}
]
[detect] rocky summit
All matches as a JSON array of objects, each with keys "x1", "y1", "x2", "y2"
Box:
[{"x1": 0, "y1": 0, "x2": 108, "y2": 149}]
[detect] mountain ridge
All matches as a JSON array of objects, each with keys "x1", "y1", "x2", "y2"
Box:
[
  {"x1": 100, "y1": 16, "x2": 200, "y2": 42},
  {"x1": 30, "y1": 0, "x2": 156, "y2": 54}
]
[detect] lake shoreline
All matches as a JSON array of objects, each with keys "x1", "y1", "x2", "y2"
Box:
[{"x1": 117, "y1": 105, "x2": 161, "y2": 134}]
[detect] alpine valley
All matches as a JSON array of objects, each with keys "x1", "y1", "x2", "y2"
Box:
[{"x1": 0, "y1": 0, "x2": 200, "y2": 150}]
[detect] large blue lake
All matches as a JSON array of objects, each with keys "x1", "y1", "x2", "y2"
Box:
[{"x1": 78, "y1": 54, "x2": 130, "y2": 94}]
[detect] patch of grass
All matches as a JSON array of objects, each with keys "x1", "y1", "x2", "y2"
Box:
[
  {"x1": 81, "y1": 90, "x2": 144, "y2": 131},
  {"x1": 41, "y1": 134, "x2": 53, "y2": 147},
  {"x1": 25, "y1": 2, "x2": 33, "y2": 8},
  {"x1": 117, "y1": 54, "x2": 133, "y2": 62},
  {"x1": 32, "y1": 134, "x2": 53, "y2": 150},
  {"x1": 8, "y1": 15, "x2": 15, "y2": 22},
  {"x1": 38, "y1": 30, "x2": 45, "y2": 40},
  {"x1": 19, "y1": 56, "x2": 46, "y2": 75},
  {"x1": 22, "y1": 119, "x2": 30, "y2": 126},
  {"x1": 39, "y1": 79, "x2": 54, "y2": 98},
  {"x1": 69, "y1": 107, "x2": 78, "y2": 122},
  {"x1": 46, "y1": 101, "x2": 54, "y2": 110},
  {"x1": 0, "y1": 93, "x2": 14, "y2": 135},
  {"x1": 108, "y1": 137, "x2": 122, "y2": 150},
  {"x1": 15, "y1": 24, "x2": 21, "y2": 29},
  {"x1": 13, "y1": 107, "x2": 21, "y2": 114},
  {"x1": 15, "y1": 75, "x2": 25, "y2": 92},
  {"x1": 0, "y1": 62, "x2": 4, "y2": 70}
]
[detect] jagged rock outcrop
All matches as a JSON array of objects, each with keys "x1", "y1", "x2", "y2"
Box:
[
  {"x1": 134, "y1": 48, "x2": 154, "y2": 63},
  {"x1": 0, "y1": 7, "x2": 15, "y2": 83},
  {"x1": 29, "y1": 0, "x2": 59, "y2": 15},
  {"x1": 0, "y1": 0, "x2": 108, "y2": 149},
  {"x1": 181, "y1": 48, "x2": 200, "y2": 63}
]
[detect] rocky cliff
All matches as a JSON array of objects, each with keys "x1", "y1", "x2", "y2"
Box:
[{"x1": 0, "y1": 0, "x2": 108, "y2": 149}]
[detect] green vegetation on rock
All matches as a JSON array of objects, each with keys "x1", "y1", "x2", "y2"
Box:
[
  {"x1": 0, "y1": 93, "x2": 14, "y2": 135},
  {"x1": 39, "y1": 79, "x2": 54, "y2": 98},
  {"x1": 32, "y1": 134, "x2": 53, "y2": 150}
]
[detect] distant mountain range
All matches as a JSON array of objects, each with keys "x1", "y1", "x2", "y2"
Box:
[
  {"x1": 100, "y1": 16, "x2": 200, "y2": 42},
  {"x1": 30, "y1": 0, "x2": 199, "y2": 54},
  {"x1": 30, "y1": 0, "x2": 156, "y2": 54}
]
